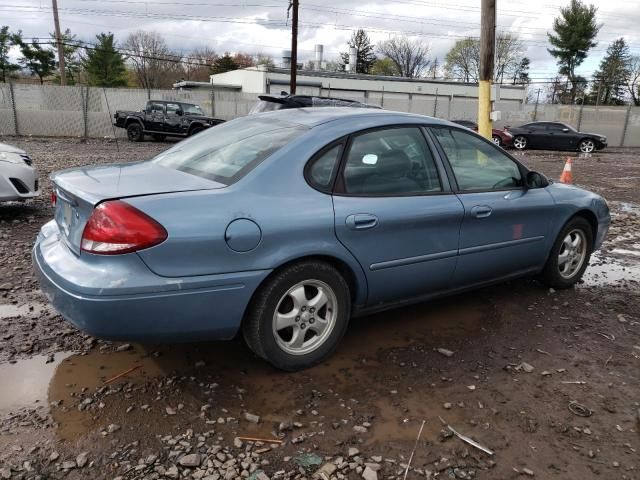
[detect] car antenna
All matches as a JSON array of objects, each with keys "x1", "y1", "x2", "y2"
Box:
[{"x1": 102, "y1": 87, "x2": 120, "y2": 153}]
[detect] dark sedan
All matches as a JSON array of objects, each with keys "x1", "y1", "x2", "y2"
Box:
[
  {"x1": 507, "y1": 121, "x2": 607, "y2": 153},
  {"x1": 452, "y1": 120, "x2": 513, "y2": 147}
]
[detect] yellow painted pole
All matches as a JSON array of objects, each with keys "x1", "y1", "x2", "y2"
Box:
[
  {"x1": 478, "y1": 80, "x2": 492, "y2": 139},
  {"x1": 478, "y1": 0, "x2": 495, "y2": 141}
]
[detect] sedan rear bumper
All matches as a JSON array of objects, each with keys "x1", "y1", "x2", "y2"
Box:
[{"x1": 33, "y1": 221, "x2": 270, "y2": 342}]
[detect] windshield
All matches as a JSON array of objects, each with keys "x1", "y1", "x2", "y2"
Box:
[
  {"x1": 182, "y1": 104, "x2": 204, "y2": 115},
  {"x1": 151, "y1": 117, "x2": 306, "y2": 184},
  {"x1": 250, "y1": 100, "x2": 284, "y2": 115}
]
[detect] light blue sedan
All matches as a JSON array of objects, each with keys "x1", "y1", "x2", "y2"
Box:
[{"x1": 33, "y1": 108, "x2": 610, "y2": 370}]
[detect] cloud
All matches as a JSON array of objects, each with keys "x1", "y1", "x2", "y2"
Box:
[{"x1": 3, "y1": 0, "x2": 639, "y2": 80}]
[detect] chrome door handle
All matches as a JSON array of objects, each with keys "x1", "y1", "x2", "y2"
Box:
[
  {"x1": 470, "y1": 205, "x2": 492, "y2": 219},
  {"x1": 346, "y1": 214, "x2": 378, "y2": 230}
]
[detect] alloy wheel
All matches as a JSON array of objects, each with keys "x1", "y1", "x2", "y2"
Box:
[
  {"x1": 514, "y1": 136, "x2": 527, "y2": 149},
  {"x1": 579, "y1": 139, "x2": 595, "y2": 153},
  {"x1": 557, "y1": 229, "x2": 587, "y2": 279},
  {"x1": 492, "y1": 136, "x2": 502, "y2": 146},
  {"x1": 272, "y1": 280, "x2": 337, "y2": 356}
]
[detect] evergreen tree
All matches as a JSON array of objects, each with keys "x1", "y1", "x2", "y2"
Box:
[
  {"x1": 0, "y1": 26, "x2": 21, "y2": 82},
  {"x1": 210, "y1": 53, "x2": 238, "y2": 74},
  {"x1": 590, "y1": 38, "x2": 630, "y2": 105},
  {"x1": 547, "y1": 0, "x2": 601, "y2": 103},
  {"x1": 512, "y1": 57, "x2": 530, "y2": 85},
  {"x1": 340, "y1": 29, "x2": 377, "y2": 74},
  {"x1": 18, "y1": 40, "x2": 56, "y2": 84},
  {"x1": 82, "y1": 33, "x2": 127, "y2": 87}
]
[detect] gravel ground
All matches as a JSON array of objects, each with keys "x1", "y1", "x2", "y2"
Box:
[{"x1": 0, "y1": 137, "x2": 639, "y2": 480}]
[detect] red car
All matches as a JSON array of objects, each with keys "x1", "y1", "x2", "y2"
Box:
[{"x1": 452, "y1": 120, "x2": 513, "y2": 147}]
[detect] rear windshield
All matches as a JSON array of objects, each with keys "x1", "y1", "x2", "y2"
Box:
[
  {"x1": 150, "y1": 117, "x2": 306, "y2": 184},
  {"x1": 250, "y1": 100, "x2": 284, "y2": 114}
]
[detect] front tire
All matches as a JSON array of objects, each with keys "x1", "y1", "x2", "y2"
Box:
[
  {"x1": 243, "y1": 261, "x2": 351, "y2": 371},
  {"x1": 541, "y1": 217, "x2": 593, "y2": 289},
  {"x1": 126, "y1": 123, "x2": 144, "y2": 142},
  {"x1": 579, "y1": 138, "x2": 595, "y2": 153},
  {"x1": 513, "y1": 135, "x2": 527, "y2": 150},
  {"x1": 190, "y1": 126, "x2": 204, "y2": 136}
]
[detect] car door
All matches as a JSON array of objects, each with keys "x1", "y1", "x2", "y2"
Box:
[
  {"x1": 148, "y1": 102, "x2": 166, "y2": 131},
  {"x1": 525, "y1": 123, "x2": 549, "y2": 149},
  {"x1": 429, "y1": 127, "x2": 556, "y2": 288},
  {"x1": 164, "y1": 103, "x2": 183, "y2": 134},
  {"x1": 546, "y1": 123, "x2": 574, "y2": 150},
  {"x1": 331, "y1": 126, "x2": 465, "y2": 306}
]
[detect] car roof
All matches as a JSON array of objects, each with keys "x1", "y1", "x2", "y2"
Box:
[{"x1": 254, "y1": 107, "x2": 450, "y2": 128}]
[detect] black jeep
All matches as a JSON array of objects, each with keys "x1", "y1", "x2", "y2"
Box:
[{"x1": 114, "y1": 100, "x2": 224, "y2": 142}]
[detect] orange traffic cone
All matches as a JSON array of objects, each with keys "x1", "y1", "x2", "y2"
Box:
[{"x1": 559, "y1": 157, "x2": 573, "y2": 184}]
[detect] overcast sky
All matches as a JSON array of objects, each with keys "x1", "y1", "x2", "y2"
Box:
[{"x1": 3, "y1": 0, "x2": 639, "y2": 82}]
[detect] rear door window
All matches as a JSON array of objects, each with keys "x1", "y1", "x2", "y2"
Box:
[
  {"x1": 151, "y1": 117, "x2": 306, "y2": 184},
  {"x1": 341, "y1": 127, "x2": 442, "y2": 196}
]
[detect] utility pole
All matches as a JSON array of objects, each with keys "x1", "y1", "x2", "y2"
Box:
[
  {"x1": 51, "y1": 0, "x2": 66, "y2": 85},
  {"x1": 289, "y1": 0, "x2": 299, "y2": 94},
  {"x1": 477, "y1": 0, "x2": 496, "y2": 140}
]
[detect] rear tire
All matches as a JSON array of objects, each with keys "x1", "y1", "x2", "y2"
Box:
[
  {"x1": 541, "y1": 217, "x2": 593, "y2": 289},
  {"x1": 127, "y1": 123, "x2": 144, "y2": 142},
  {"x1": 492, "y1": 135, "x2": 502, "y2": 146},
  {"x1": 513, "y1": 135, "x2": 527, "y2": 150},
  {"x1": 242, "y1": 260, "x2": 351, "y2": 371}
]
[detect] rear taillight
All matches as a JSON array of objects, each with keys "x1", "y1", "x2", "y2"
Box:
[
  {"x1": 81, "y1": 200, "x2": 167, "y2": 255},
  {"x1": 51, "y1": 191, "x2": 57, "y2": 207}
]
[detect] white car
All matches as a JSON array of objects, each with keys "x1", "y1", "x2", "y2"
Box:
[{"x1": 0, "y1": 142, "x2": 39, "y2": 201}]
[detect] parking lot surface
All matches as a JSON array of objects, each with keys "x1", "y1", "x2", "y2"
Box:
[{"x1": 0, "y1": 137, "x2": 639, "y2": 479}]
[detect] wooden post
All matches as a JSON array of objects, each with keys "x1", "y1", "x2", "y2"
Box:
[
  {"x1": 289, "y1": 0, "x2": 299, "y2": 94},
  {"x1": 51, "y1": 0, "x2": 66, "y2": 85},
  {"x1": 477, "y1": 0, "x2": 496, "y2": 140}
]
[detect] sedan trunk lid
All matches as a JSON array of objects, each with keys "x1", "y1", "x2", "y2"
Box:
[{"x1": 52, "y1": 161, "x2": 225, "y2": 255}]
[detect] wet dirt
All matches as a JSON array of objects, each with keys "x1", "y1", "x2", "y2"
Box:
[{"x1": 1, "y1": 139, "x2": 639, "y2": 479}]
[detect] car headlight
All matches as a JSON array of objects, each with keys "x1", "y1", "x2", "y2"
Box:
[
  {"x1": 0, "y1": 152, "x2": 23, "y2": 164},
  {"x1": 599, "y1": 136, "x2": 606, "y2": 142},
  {"x1": 504, "y1": 132, "x2": 513, "y2": 138}
]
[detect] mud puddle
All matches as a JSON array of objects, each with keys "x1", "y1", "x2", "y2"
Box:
[
  {"x1": 0, "y1": 352, "x2": 72, "y2": 415},
  {"x1": 2, "y1": 294, "x2": 494, "y2": 444},
  {"x1": 582, "y1": 251, "x2": 640, "y2": 288}
]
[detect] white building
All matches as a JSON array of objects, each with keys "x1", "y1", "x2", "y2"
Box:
[{"x1": 206, "y1": 65, "x2": 527, "y2": 106}]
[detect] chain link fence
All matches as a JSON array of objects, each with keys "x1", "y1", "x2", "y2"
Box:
[{"x1": 1, "y1": 83, "x2": 639, "y2": 146}]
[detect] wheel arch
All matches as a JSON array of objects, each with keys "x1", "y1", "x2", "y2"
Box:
[
  {"x1": 188, "y1": 122, "x2": 206, "y2": 134},
  {"x1": 125, "y1": 117, "x2": 144, "y2": 128},
  {"x1": 572, "y1": 209, "x2": 598, "y2": 240},
  {"x1": 241, "y1": 254, "x2": 367, "y2": 328}
]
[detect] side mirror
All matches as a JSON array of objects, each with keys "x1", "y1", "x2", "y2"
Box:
[
  {"x1": 562, "y1": 128, "x2": 570, "y2": 132},
  {"x1": 525, "y1": 171, "x2": 549, "y2": 189}
]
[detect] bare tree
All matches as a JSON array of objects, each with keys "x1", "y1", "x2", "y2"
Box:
[
  {"x1": 445, "y1": 34, "x2": 526, "y2": 83},
  {"x1": 377, "y1": 36, "x2": 431, "y2": 78},
  {"x1": 123, "y1": 30, "x2": 176, "y2": 89},
  {"x1": 495, "y1": 33, "x2": 526, "y2": 83},
  {"x1": 182, "y1": 47, "x2": 217, "y2": 82},
  {"x1": 444, "y1": 37, "x2": 479, "y2": 82},
  {"x1": 628, "y1": 55, "x2": 640, "y2": 106}
]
